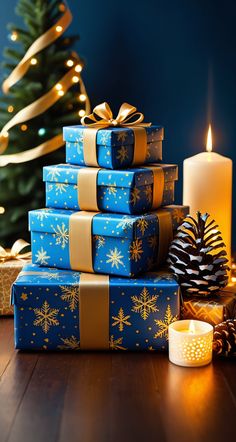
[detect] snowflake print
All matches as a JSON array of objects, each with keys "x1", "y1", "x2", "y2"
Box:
[
  {"x1": 58, "y1": 336, "x2": 80, "y2": 350},
  {"x1": 112, "y1": 308, "x2": 131, "y2": 331},
  {"x1": 172, "y1": 208, "x2": 186, "y2": 223},
  {"x1": 130, "y1": 239, "x2": 143, "y2": 262},
  {"x1": 33, "y1": 300, "x2": 59, "y2": 334},
  {"x1": 47, "y1": 169, "x2": 61, "y2": 182},
  {"x1": 131, "y1": 287, "x2": 158, "y2": 320},
  {"x1": 35, "y1": 247, "x2": 50, "y2": 265},
  {"x1": 117, "y1": 131, "x2": 128, "y2": 142},
  {"x1": 116, "y1": 146, "x2": 128, "y2": 164},
  {"x1": 130, "y1": 187, "x2": 141, "y2": 205},
  {"x1": 107, "y1": 186, "x2": 117, "y2": 196},
  {"x1": 100, "y1": 132, "x2": 110, "y2": 145},
  {"x1": 106, "y1": 248, "x2": 125, "y2": 269},
  {"x1": 137, "y1": 217, "x2": 149, "y2": 236},
  {"x1": 144, "y1": 185, "x2": 153, "y2": 204},
  {"x1": 36, "y1": 209, "x2": 51, "y2": 222},
  {"x1": 116, "y1": 216, "x2": 134, "y2": 233},
  {"x1": 60, "y1": 285, "x2": 80, "y2": 312},
  {"x1": 55, "y1": 183, "x2": 69, "y2": 194},
  {"x1": 109, "y1": 335, "x2": 127, "y2": 350},
  {"x1": 53, "y1": 223, "x2": 69, "y2": 249},
  {"x1": 94, "y1": 235, "x2": 105, "y2": 249},
  {"x1": 154, "y1": 305, "x2": 178, "y2": 340}
]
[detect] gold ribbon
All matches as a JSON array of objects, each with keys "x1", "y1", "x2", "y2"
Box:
[
  {"x1": 155, "y1": 209, "x2": 173, "y2": 266},
  {"x1": 0, "y1": 2, "x2": 90, "y2": 166},
  {"x1": 0, "y1": 239, "x2": 31, "y2": 263},
  {"x1": 77, "y1": 168, "x2": 100, "y2": 211},
  {"x1": 81, "y1": 102, "x2": 151, "y2": 166},
  {"x1": 69, "y1": 211, "x2": 98, "y2": 273},
  {"x1": 79, "y1": 273, "x2": 109, "y2": 350},
  {"x1": 144, "y1": 165, "x2": 165, "y2": 209}
]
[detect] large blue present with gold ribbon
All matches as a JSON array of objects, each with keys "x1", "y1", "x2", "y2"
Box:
[
  {"x1": 11, "y1": 264, "x2": 180, "y2": 351},
  {"x1": 29, "y1": 205, "x2": 189, "y2": 277},
  {"x1": 43, "y1": 163, "x2": 177, "y2": 214},
  {"x1": 63, "y1": 125, "x2": 163, "y2": 169}
]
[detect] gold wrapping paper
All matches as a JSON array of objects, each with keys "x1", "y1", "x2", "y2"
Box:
[
  {"x1": 77, "y1": 167, "x2": 100, "y2": 211},
  {"x1": 0, "y1": 260, "x2": 25, "y2": 315},
  {"x1": 182, "y1": 292, "x2": 236, "y2": 326},
  {"x1": 69, "y1": 211, "x2": 97, "y2": 273}
]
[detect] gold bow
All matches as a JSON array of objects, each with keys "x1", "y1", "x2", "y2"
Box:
[
  {"x1": 81, "y1": 102, "x2": 151, "y2": 128},
  {"x1": 0, "y1": 239, "x2": 31, "y2": 263}
]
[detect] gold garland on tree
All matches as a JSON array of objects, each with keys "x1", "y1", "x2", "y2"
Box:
[{"x1": 0, "y1": 1, "x2": 90, "y2": 167}]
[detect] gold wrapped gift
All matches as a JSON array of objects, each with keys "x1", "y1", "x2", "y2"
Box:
[{"x1": 182, "y1": 292, "x2": 236, "y2": 326}]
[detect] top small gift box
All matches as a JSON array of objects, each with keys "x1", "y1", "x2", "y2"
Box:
[{"x1": 63, "y1": 102, "x2": 163, "y2": 169}]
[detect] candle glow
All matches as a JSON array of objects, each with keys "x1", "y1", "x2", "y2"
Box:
[{"x1": 206, "y1": 125, "x2": 212, "y2": 152}]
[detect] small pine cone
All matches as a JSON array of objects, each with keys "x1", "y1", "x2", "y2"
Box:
[{"x1": 213, "y1": 319, "x2": 236, "y2": 357}]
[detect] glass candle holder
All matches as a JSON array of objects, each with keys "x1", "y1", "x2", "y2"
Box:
[{"x1": 168, "y1": 319, "x2": 213, "y2": 367}]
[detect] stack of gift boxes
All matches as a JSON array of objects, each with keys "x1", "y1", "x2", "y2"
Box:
[{"x1": 11, "y1": 113, "x2": 234, "y2": 351}]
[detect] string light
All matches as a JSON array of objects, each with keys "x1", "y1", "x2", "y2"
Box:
[
  {"x1": 72, "y1": 76, "x2": 79, "y2": 83},
  {"x1": 66, "y1": 59, "x2": 74, "y2": 67},
  {"x1": 8, "y1": 105, "x2": 14, "y2": 113},
  {"x1": 10, "y1": 31, "x2": 18, "y2": 41},
  {"x1": 58, "y1": 90, "x2": 64, "y2": 96},
  {"x1": 0, "y1": 207, "x2": 5, "y2": 215},
  {"x1": 30, "y1": 58, "x2": 38, "y2": 65},
  {"x1": 75, "y1": 64, "x2": 82, "y2": 73},
  {"x1": 59, "y1": 3, "x2": 66, "y2": 12},
  {"x1": 38, "y1": 128, "x2": 46, "y2": 136},
  {"x1": 56, "y1": 25, "x2": 63, "y2": 33},
  {"x1": 21, "y1": 124, "x2": 28, "y2": 132},
  {"x1": 55, "y1": 83, "x2": 63, "y2": 90},
  {"x1": 78, "y1": 110, "x2": 86, "y2": 117},
  {"x1": 79, "y1": 94, "x2": 86, "y2": 102}
]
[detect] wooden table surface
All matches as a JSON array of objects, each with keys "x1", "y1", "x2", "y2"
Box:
[{"x1": 0, "y1": 318, "x2": 235, "y2": 442}]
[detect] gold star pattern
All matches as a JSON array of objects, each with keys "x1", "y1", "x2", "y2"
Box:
[
  {"x1": 60, "y1": 285, "x2": 80, "y2": 312},
  {"x1": 53, "y1": 223, "x2": 69, "y2": 249},
  {"x1": 33, "y1": 301, "x2": 59, "y2": 334},
  {"x1": 130, "y1": 239, "x2": 143, "y2": 262},
  {"x1": 154, "y1": 305, "x2": 178, "y2": 340},
  {"x1": 130, "y1": 187, "x2": 141, "y2": 205},
  {"x1": 112, "y1": 307, "x2": 131, "y2": 331},
  {"x1": 116, "y1": 145, "x2": 128, "y2": 163},
  {"x1": 58, "y1": 336, "x2": 80, "y2": 350},
  {"x1": 131, "y1": 287, "x2": 158, "y2": 320},
  {"x1": 106, "y1": 247, "x2": 124, "y2": 269},
  {"x1": 137, "y1": 217, "x2": 149, "y2": 236},
  {"x1": 109, "y1": 335, "x2": 127, "y2": 350},
  {"x1": 20, "y1": 293, "x2": 28, "y2": 301}
]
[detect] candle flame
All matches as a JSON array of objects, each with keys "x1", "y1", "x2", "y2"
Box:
[
  {"x1": 206, "y1": 125, "x2": 212, "y2": 152},
  {"x1": 189, "y1": 320, "x2": 196, "y2": 333}
]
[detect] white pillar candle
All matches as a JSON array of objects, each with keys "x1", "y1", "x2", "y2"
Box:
[
  {"x1": 183, "y1": 125, "x2": 232, "y2": 264},
  {"x1": 169, "y1": 320, "x2": 213, "y2": 367}
]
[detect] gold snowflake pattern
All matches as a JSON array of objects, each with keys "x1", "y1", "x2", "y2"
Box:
[
  {"x1": 154, "y1": 305, "x2": 178, "y2": 340},
  {"x1": 60, "y1": 285, "x2": 80, "y2": 312},
  {"x1": 35, "y1": 247, "x2": 50, "y2": 265},
  {"x1": 55, "y1": 183, "x2": 69, "y2": 194},
  {"x1": 47, "y1": 169, "x2": 61, "y2": 181},
  {"x1": 131, "y1": 287, "x2": 158, "y2": 320},
  {"x1": 144, "y1": 185, "x2": 153, "y2": 204},
  {"x1": 116, "y1": 146, "x2": 128, "y2": 164},
  {"x1": 53, "y1": 223, "x2": 69, "y2": 249},
  {"x1": 112, "y1": 308, "x2": 131, "y2": 331},
  {"x1": 107, "y1": 186, "x2": 117, "y2": 196},
  {"x1": 106, "y1": 248, "x2": 125, "y2": 269},
  {"x1": 33, "y1": 300, "x2": 59, "y2": 334},
  {"x1": 130, "y1": 187, "x2": 141, "y2": 205},
  {"x1": 172, "y1": 208, "x2": 185, "y2": 223},
  {"x1": 130, "y1": 239, "x2": 143, "y2": 262},
  {"x1": 137, "y1": 217, "x2": 148, "y2": 236},
  {"x1": 58, "y1": 336, "x2": 80, "y2": 350},
  {"x1": 117, "y1": 131, "x2": 128, "y2": 142},
  {"x1": 94, "y1": 235, "x2": 105, "y2": 249},
  {"x1": 148, "y1": 236, "x2": 157, "y2": 249},
  {"x1": 109, "y1": 335, "x2": 127, "y2": 350}
]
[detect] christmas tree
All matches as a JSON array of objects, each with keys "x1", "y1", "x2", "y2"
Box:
[{"x1": 0, "y1": 0, "x2": 90, "y2": 246}]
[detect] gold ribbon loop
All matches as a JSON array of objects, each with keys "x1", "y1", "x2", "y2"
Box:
[
  {"x1": 144, "y1": 165, "x2": 165, "y2": 209},
  {"x1": 69, "y1": 211, "x2": 97, "y2": 273},
  {"x1": 78, "y1": 168, "x2": 100, "y2": 211},
  {"x1": 0, "y1": 239, "x2": 31, "y2": 263},
  {"x1": 79, "y1": 273, "x2": 109, "y2": 350},
  {"x1": 155, "y1": 209, "x2": 173, "y2": 266}
]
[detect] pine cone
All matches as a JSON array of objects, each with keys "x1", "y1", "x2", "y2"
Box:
[
  {"x1": 168, "y1": 212, "x2": 229, "y2": 297},
  {"x1": 213, "y1": 319, "x2": 236, "y2": 357}
]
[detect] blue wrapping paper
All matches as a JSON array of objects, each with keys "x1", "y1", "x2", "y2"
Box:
[
  {"x1": 63, "y1": 125, "x2": 163, "y2": 169},
  {"x1": 12, "y1": 264, "x2": 180, "y2": 351},
  {"x1": 43, "y1": 163, "x2": 177, "y2": 214},
  {"x1": 29, "y1": 206, "x2": 189, "y2": 277}
]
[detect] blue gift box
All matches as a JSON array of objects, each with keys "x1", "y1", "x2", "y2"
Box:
[
  {"x1": 43, "y1": 163, "x2": 177, "y2": 214},
  {"x1": 12, "y1": 264, "x2": 180, "y2": 351},
  {"x1": 63, "y1": 125, "x2": 163, "y2": 169},
  {"x1": 29, "y1": 205, "x2": 189, "y2": 277}
]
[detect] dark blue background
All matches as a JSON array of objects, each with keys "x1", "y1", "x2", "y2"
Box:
[{"x1": 0, "y1": 0, "x2": 235, "y2": 247}]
